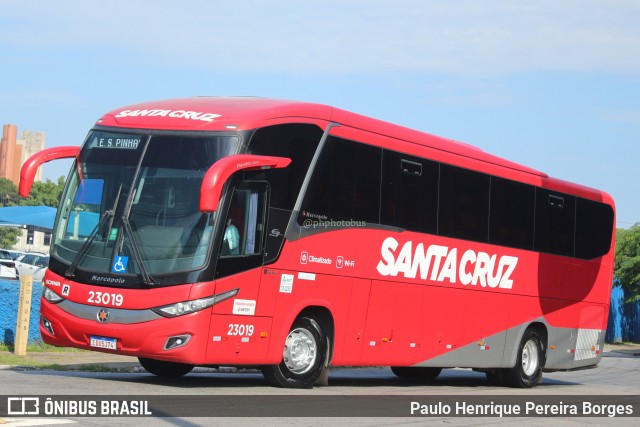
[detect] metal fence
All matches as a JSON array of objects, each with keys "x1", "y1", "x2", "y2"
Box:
[
  {"x1": 0, "y1": 280, "x2": 41, "y2": 345},
  {"x1": 606, "y1": 285, "x2": 640, "y2": 343}
]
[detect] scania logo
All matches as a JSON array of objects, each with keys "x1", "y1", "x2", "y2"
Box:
[{"x1": 97, "y1": 308, "x2": 111, "y2": 323}]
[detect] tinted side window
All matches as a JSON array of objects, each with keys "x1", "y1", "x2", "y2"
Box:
[
  {"x1": 247, "y1": 124, "x2": 322, "y2": 210},
  {"x1": 534, "y1": 188, "x2": 576, "y2": 257},
  {"x1": 438, "y1": 164, "x2": 490, "y2": 242},
  {"x1": 575, "y1": 198, "x2": 614, "y2": 259},
  {"x1": 381, "y1": 150, "x2": 438, "y2": 234},
  {"x1": 300, "y1": 136, "x2": 381, "y2": 224},
  {"x1": 489, "y1": 177, "x2": 535, "y2": 250}
]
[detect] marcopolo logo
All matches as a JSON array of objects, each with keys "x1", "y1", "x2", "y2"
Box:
[{"x1": 376, "y1": 237, "x2": 518, "y2": 289}]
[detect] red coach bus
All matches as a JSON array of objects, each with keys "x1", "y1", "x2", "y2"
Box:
[{"x1": 20, "y1": 97, "x2": 615, "y2": 388}]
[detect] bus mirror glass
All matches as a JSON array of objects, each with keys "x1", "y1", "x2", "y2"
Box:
[
  {"x1": 19, "y1": 146, "x2": 80, "y2": 197},
  {"x1": 199, "y1": 154, "x2": 291, "y2": 212}
]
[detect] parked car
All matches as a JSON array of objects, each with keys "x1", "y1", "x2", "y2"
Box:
[
  {"x1": 6, "y1": 250, "x2": 25, "y2": 260},
  {"x1": 15, "y1": 253, "x2": 49, "y2": 282},
  {"x1": 0, "y1": 249, "x2": 19, "y2": 279}
]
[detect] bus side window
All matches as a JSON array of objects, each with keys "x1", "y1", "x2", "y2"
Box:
[
  {"x1": 534, "y1": 188, "x2": 576, "y2": 257},
  {"x1": 219, "y1": 186, "x2": 267, "y2": 258},
  {"x1": 575, "y1": 198, "x2": 614, "y2": 259},
  {"x1": 438, "y1": 164, "x2": 490, "y2": 243},
  {"x1": 381, "y1": 150, "x2": 438, "y2": 234},
  {"x1": 300, "y1": 136, "x2": 381, "y2": 224},
  {"x1": 246, "y1": 124, "x2": 323, "y2": 262},
  {"x1": 246, "y1": 124, "x2": 322, "y2": 211},
  {"x1": 489, "y1": 177, "x2": 535, "y2": 250},
  {"x1": 215, "y1": 182, "x2": 270, "y2": 278}
]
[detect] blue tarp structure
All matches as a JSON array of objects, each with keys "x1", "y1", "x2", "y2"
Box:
[
  {"x1": 0, "y1": 205, "x2": 99, "y2": 237},
  {"x1": 0, "y1": 206, "x2": 57, "y2": 230}
]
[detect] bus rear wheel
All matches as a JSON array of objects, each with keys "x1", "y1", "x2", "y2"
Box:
[
  {"x1": 504, "y1": 329, "x2": 544, "y2": 388},
  {"x1": 138, "y1": 357, "x2": 194, "y2": 377},
  {"x1": 261, "y1": 317, "x2": 328, "y2": 388},
  {"x1": 391, "y1": 366, "x2": 442, "y2": 381}
]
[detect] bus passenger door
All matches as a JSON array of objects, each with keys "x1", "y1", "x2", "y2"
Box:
[{"x1": 207, "y1": 181, "x2": 273, "y2": 363}]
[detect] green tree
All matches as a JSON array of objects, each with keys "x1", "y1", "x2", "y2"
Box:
[
  {"x1": 614, "y1": 224, "x2": 640, "y2": 302},
  {"x1": 0, "y1": 227, "x2": 19, "y2": 247},
  {"x1": 18, "y1": 176, "x2": 65, "y2": 208},
  {"x1": 0, "y1": 179, "x2": 20, "y2": 247},
  {"x1": 0, "y1": 178, "x2": 19, "y2": 206}
]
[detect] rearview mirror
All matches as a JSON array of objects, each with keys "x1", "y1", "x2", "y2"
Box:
[
  {"x1": 200, "y1": 154, "x2": 291, "y2": 212},
  {"x1": 19, "y1": 146, "x2": 80, "y2": 197}
]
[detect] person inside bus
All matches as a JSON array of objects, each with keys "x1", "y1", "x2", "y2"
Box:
[{"x1": 222, "y1": 219, "x2": 240, "y2": 255}]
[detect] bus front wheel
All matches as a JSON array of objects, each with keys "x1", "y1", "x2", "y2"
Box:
[
  {"x1": 138, "y1": 357, "x2": 194, "y2": 377},
  {"x1": 262, "y1": 317, "x2": 328, "y2": 388},
  {"x1": 504, "y1": 329, "x2": 544, "y2": 388}
]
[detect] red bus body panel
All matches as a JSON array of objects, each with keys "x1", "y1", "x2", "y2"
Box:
[{"x1": 35, "y1": 97, "x2": 614, "y2": 374}]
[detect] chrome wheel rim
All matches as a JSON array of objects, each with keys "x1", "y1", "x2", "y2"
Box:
[
  {"x1": 283, "y1": 327, "x2": 317, "y2": 374},
  {"x1": 522, "y1": 339, "x2": 539, "y2": 376}
]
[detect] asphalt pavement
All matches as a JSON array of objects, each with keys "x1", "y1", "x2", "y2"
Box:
[{"x1": 1, "y1": 342, "x2": 639, "y2": 372}]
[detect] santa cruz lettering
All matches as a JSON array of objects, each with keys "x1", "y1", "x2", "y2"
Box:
[
  {"x1": 376, "y1": 237, "x2": 518, "y2": 289},
  {"x1": 114, "y1": 109, "x2": 221, "y2": 123}
]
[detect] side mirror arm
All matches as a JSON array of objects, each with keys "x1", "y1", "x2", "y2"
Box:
[
  {"x1": 200, "y1": 154, "x2": 291, "y2": 212},
  {"x1": 19, "y1": 146, "x2": 81, "y2": 197}
]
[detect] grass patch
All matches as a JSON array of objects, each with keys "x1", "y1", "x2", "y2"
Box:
[
  {"x1": 0, "y1": 352, "x2": 67, "y2": 370},
  {"x1": 0, "y1": 342, "x2": 86, "y2": 353},
  {"x1": 0, "y1": 352, "x2": 126, "y2": 372}
]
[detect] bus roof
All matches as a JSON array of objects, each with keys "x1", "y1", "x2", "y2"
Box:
[
  {"x1": 99, "y1": 97, "x2": 544, "y2": 172},
  {"x1": 98, "y1": 97, "x2": 334, "y2": 132},
  {"x1": 97, "y1": 97, "x2": 613, "y2": 204}
]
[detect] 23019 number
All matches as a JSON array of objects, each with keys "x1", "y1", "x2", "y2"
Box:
[
  {"x1": 227, "y1": 324, "x2": 254, "y2": 336},
  {"x1": 88, "y1": 291, "x2": 124, "y2": 307}
]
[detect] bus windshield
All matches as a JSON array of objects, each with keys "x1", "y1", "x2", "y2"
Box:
[{"x1": 52, "y1": 130, "x2": 240, "y2": 284}]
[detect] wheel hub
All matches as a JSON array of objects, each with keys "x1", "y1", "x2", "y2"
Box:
[
  {"x1": 521, "y1": 339, "x2": 539, "y2": 376},
  {"x1": 283, "y1": 328, "x2": 317, "y2": 374}
]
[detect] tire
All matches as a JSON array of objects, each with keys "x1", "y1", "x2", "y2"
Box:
[
  {"x1": 504, "y1": 329, "x2": 544, "y2": 388},
  {"x1": 138, "y1": 357, "x2": 194, "y2": 377},
  {"x1": 262, "y1": 317, "x2": 328, "y2": 388},
  {"x1": 391, "y1": 366, "x2": 442, "y2": 381}
]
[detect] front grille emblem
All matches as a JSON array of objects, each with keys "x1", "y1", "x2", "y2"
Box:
[{"x1": 97, "y1": 308, "x2": 111, "y2": 323}]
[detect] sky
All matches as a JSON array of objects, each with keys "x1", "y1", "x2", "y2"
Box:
[{"x1": 1, "y1": 0, "x2": 639, "y2": 227}]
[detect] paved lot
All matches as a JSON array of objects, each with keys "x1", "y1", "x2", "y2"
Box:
[
  {"x1": 0, "y1": 343, "x2": 638, "y2": 426},
  {"x1": 2, "y1": 342, "x2": 639, "y2": 372}
]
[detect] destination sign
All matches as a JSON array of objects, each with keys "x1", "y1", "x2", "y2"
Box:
[{"x1": 88, "y1": 134, "x2": 142, "y2": 150}]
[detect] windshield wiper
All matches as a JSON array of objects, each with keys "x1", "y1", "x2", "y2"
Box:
[
  {"x1": 115, "y1": 137, "x2": 157, "y2": 287},
  {"x1": 121, "y1": 216, "x2": 156, "y2": 286},
  {"x1": 66, "y1": 184, "x2": 123, "y2": 278}
]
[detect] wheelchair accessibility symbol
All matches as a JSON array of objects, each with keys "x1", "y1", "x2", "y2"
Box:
[{"x1": 112, "y1": 256, "x2": 128, "y2": 273}]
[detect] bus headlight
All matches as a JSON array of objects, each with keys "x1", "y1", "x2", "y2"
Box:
[
  {"x1": 43, "y1": 287, "x2": 65, "y2": 304},
  {"x1": 151, "y1": 288, "x2": 239, "y2": 318}
]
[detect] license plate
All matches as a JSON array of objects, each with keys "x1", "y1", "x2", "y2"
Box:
[{"x1": 90, "y1": 335, "x2": 117, "y2": 350}]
